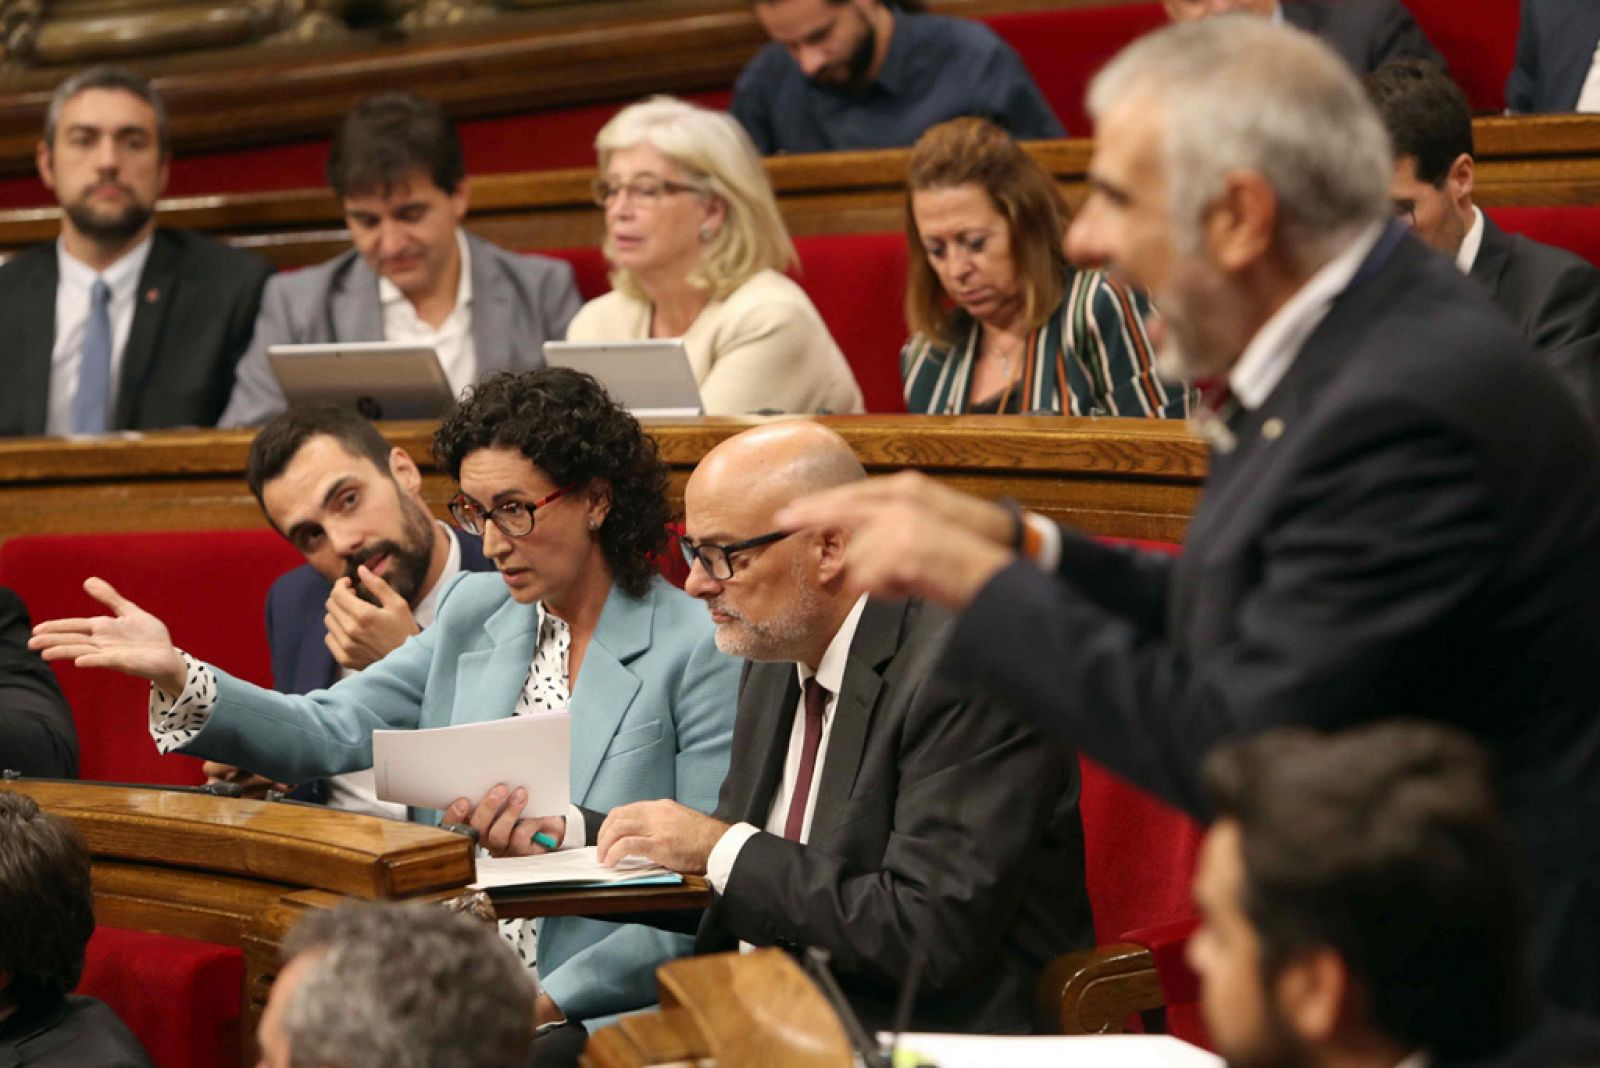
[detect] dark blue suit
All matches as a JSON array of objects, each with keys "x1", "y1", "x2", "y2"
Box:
[
  {"x1": 1507, "y1": 0, "x2": 1600, "y2": 113},
  {"x1": 265, "y1": 529, "x2": 492, "y2": 694}
]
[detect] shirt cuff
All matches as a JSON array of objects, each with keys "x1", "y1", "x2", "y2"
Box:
[
  {"x1": 561, "y1": 804, "x2": 585, "y2": 850},
  {"x1": 147, "y1": 651, "x2": 218, "y2": 754},
  {"x1": 706, "y1": 822, "x2": 762, "y2": 895},
  {"x1": 1026, "y1": 511, "x2": 1061, "y2": 571}
]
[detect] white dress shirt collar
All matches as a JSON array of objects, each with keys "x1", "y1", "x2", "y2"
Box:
[
  {"x1": 1229, "y1": 222, "x2": 1385, "y2": 410},
  {"x1": 796, "y1": 594, "x2": 871, "y2": 697},
  {"x1": 378, "y1": 228, "x2": 476, "y2": 397},
  {"x1": 410, "y1": 522, "x2": 463, "y2": 629},
  {"x1": 47, "y1": 234, "x2": 156, "y2": 436},
  {"x1": 57, "y1": 233, "x2": 154, "y2": 295},
  {"x1": 1455, "y1": 205, "x2": 1485, "y2": 274}
]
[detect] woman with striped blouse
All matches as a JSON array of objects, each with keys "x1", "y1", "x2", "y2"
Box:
[{"x1": 900, "y1": 117, "x2": 1189, "y2": 417}]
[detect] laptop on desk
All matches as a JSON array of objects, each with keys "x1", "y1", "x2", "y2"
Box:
[
  {"x1": 543, "y1": 340, "x2": 704, "y2": 418},
  {"x1": 268, "y1": 342, "x2": 456, "y2": 421}
]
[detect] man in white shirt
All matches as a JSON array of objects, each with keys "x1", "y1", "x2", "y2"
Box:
[
  {"x1": 203, "y1": 404, "x2": 492, "y2": 817},
  {"x1": 1366, "y1": 58, "x2": 1600, "y2": 422},
  {"x1": 592, "y1": 420, "x2": 1092, "y2": 1041},
  {"x1": 1190, "y1": 722, "x2": 1600, "y2": 1068},
  {"x1": 219, "y1": 93, "x2": 581, "y2": 427},
  {"x1": 0, "y1": 66, "x2": 272, "y2": 437}
]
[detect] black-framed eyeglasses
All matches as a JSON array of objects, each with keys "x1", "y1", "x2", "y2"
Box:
[
  {"x1": 449, "y1": 484, "x2": 577, "y2": 538},
  {"x1": 678, "y1": 530, "x2": 793, "y2": 581},
  {"x1": 591, "y1": 176, "x2": 708, "y2": 208}
]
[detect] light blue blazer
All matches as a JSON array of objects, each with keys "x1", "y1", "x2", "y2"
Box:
[{"x1": 180, "y1": 571, "x2": 741, "y2": 1025}]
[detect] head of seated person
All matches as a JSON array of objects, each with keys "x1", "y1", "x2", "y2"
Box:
[
  {"x1": 433, "y1": 367, "x2": 671, "y2": 614},
  {"x1": 572, "y1": 97, "x2": 862, "y2": 416},
  {"x1": 256, "y1": 900, "x2": 534, "y2": 1068},
  {"x1": 0, "y1": 791, "x2": 150, "y2": 1062},
  {"x1": 248, "y1": 404, "x2": 445, "y2": 607},
  {"x1": 1363, "y1": 59, "x2": 1476, "y2": 259},
  {"x1": 591, "y1": 97, "x2": 795, "y2": 325},
  {"x1": 328, "y1": 93, "x2": 468, "y2": 322},
  {"x1": 1193, "y1": 722, "x2": 1539, "y2": 1067},
  {"x1": 902, "y1": 117, "x2": 1174, "y2": 416}
]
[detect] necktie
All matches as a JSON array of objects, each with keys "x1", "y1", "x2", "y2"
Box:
[
  {"x1": 72, "y1": 279, "x2": 113, "y2": 434},
  {"x1": 784, "y1": 678, "x2": 828, "y2": 841}
]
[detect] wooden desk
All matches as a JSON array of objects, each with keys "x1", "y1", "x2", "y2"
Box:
[
  {"x1": 489, "y1": 875, "x2": 711, "y2": 919},
  {"x1": 0, "y1": 416, "x2": 1208, "y2": 547}
]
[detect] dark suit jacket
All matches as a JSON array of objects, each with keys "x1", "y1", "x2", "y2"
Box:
[
  {"x1": 1506, "y1": 0, "x2": 1600, "y2": 114},
  {"x1": 0, "y1": 587, "x2": 76, "y2": 778},
  {"x1": 0, "y1": 229, "x2": 272, "y2": 437},
  {"x1": 265, "y1": 529, "x2": 492, "y2": 694},
  {"x1": 1470, "y1": 213, "x2": 1600, "y2": 423},
  {"x1": 944, "y1": 225, "x2": 1600, "y2": 1016},
  {"x1": 1281, "y1": 0, "x2": 1444, "y2": 74},
  {"x1": 0, "y1": 995, "x2": 152, "y2": 1067},
  {"x1": 697, "y1": 597, "x2": 1093, "y2": 1034}
]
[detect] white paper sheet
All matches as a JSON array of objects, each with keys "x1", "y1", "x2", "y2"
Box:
[
  {"x1": 472, "y1": 847, "x2": 680, "y2": 890},
  {"x1": 879, "y1": 1033, "x2": 1223, "y2": 1067},
  {"x1": 371, "y1": 711, "x2": 570, "y2": 812}
]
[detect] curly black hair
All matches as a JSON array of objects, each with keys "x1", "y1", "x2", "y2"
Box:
[{"x1": 432, "y1": 368, "x2": 670, "y2": 598}]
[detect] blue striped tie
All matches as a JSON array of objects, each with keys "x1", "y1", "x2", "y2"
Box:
[{"x1": 72, "y1": 278, "x2": 113, "y2": 434}]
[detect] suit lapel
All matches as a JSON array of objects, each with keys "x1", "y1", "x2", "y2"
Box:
[
  {"x1": 114, "y1": 230, "x2": 177, "y2": 428},
  {"x1": 806, "y1": 598, "x2": 900, "y2": 842},
  {"x1": 332, "y1": 255, "x2": 384, "y2": 342},
  {"x1": 737, "y1": 662, "x2": 802, "y2": 826},
  {"x1": 567, "y1": 583, "x2": 651, "y2": 803},
  {"x1": 451, "y1": 595, "x2": 540, "y2": 725},
  {"x1": 467, "y1": 233, "x2": 513, "y2": 374},
  {"x1": 14, "y1": 250, "x2": 57, "y2": 435}
]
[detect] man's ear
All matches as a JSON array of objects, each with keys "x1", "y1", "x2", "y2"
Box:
[
  {"x1": 451, "y1": 176, "x2": 471, "y2": 223},
  {"x1": 1446, "y1": 152, "x2": 1475, "y2": 214},
  {"x1": 1206, "y1": 170, "x2": 1278, "y2": 274},
  {"x1": 388, "y1": 447, "x2": 423, "y2": 496},
  {"x1": 1273, "y1": 948, "x2": 1352, "y2": 1047},
  {"x1": 36, "y1": 141, "x2": 55, "y2": 191},
  {"x1": 813, "y1": 527, "x2": 849, "y2": 585}
]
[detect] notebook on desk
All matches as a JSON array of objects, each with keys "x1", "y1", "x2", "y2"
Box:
[
  {"x1": 543, "y1": 339, "x2": 704, "y2": 418},
  {"x1": 268, "y1": 342, "x2": 456, "y2": 421}
]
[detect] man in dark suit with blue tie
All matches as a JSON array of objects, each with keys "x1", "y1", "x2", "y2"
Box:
[
  {"x1": 202, "y1": 404, "x2": 492, "y2": 815},
  {"x1": 781, "y1": 19, "x2": 1600, "y2": 1017},
  {"x1": 0, "y1": 66, "x2": 271, "y2": 438}
]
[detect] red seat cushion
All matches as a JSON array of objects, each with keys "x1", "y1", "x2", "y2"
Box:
[
  {"x1": 1124, "y1": 917, "x2": 1210, "y2": 1050},
  {"x1": 0, "y1": 530, "x2": 303, "y2": 785},
  {"x1": 79, "y1": 926, "x2": 243, "y2": 1068},
  {"x1": 1080, "y1": 758, "x2": 1204, "y2": 947},
  {"x1": 1401, "y1": 0, "x2": 1519, "y2": 113},
  {"x1": 1484, "y1": 205, "x2": 1600, "y2": 270},
  {"x1": 982, "y1": 5, "x2": 1168, "y2": 137}
]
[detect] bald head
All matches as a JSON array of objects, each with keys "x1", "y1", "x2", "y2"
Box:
[{"x1": 690, "y1": 421, "x2": 866, "y2": 525}]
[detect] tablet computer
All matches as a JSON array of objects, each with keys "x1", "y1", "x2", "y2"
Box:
[
  {"x1": 543, "y1": 340, "x2": 704, "y2": 418},
  {"x1": 267, "y1": 342, "x2": 455, "y2": 421}
]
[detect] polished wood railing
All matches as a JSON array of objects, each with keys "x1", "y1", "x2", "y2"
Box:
[
  {"x1": 4, "y1": 116, "x2": 1596, "y2": 264},
  {"x1": 0, "y1": 416, "x2": 1208, "y2": 547}
]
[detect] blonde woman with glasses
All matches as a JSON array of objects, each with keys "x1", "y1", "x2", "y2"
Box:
[{"x1": 567, "y1": 97, "x2": 864, "y2": 415}]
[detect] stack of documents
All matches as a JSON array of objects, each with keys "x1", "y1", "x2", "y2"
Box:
[
  {"x1": 372, "y1": 710, "x2": 571, "y2": 812},
  {"x1": 473, "y1": 847, "x2": 684, "y2": 892}
]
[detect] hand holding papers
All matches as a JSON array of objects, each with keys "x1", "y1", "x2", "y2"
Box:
[{"x1": 372, "y1": 710, "x2": 570, "y2": 812}]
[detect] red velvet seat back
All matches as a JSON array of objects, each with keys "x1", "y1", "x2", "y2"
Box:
[
  {"x1": 1401, "y1": 0, "x2": 1518, "y2": 112},
  {"x1": 981, "y1": 5, "x2": 1168, "y2": 136},
  {"x1": 79, "y1": 926, "x2": 244, "y2": 1068},
  {"x1": 1484, "y1": 205, "x2": 1600, "y2": 270},
  {"x1": 0, "y1": 530, "x2": 302, "y2": 785}
]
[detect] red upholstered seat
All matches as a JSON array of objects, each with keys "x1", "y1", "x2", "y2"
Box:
[
  {"x1": 1124, "y1": 918, "x2": 1210, "y2": 1049},
  {"x1": 0, "y1": 529, "x2": 302, "y2": 785},
  {"x1": 981, "y1": 4, "x2": 1168, "y2": 137},
  {"x1": 1401, "y1": 0, "x2": 1518, "y2": 113},
  {"x1": 1484, "y1": 205, "x2": 1600, "y2": 270},
  {"x1": 79, "y1": 926, "x2": 244, "y2": 1068}
]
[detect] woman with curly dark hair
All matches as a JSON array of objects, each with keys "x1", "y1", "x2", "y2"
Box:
[{"x1": 31, "y1": 368, "x2": 740, "y2": 1043}]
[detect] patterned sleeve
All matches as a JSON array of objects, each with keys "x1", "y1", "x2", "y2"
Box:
[
  {"x1": 147, "y1": 651, "x2": 219, "y2": 754},
  {"x1": 1080, "y1": 271, "x2": 1191, "y2": 419}
]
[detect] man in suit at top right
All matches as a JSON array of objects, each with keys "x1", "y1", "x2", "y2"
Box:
[
  {"x1": 777, "y1": 18, "x2": 1600, "y2": 1018},
  {"x1": 1161, "y1": 0, "x2": 1442, "y2": 75},
  {"x1": 1367, "y1": 59, "x2": 1600, "y2": 423},
  {"x1": 1506, "y1": 0, "x2": 1600, "y2": 115}
]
